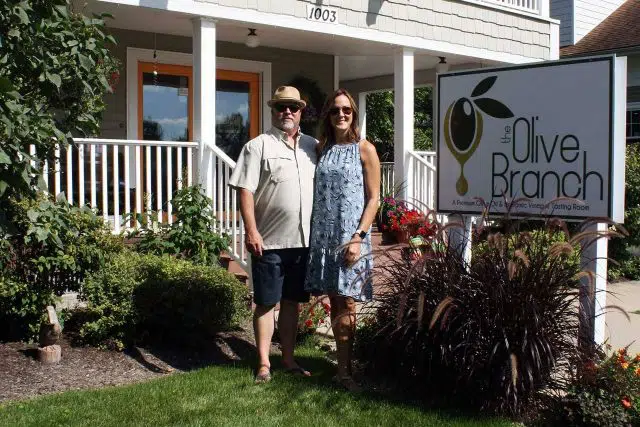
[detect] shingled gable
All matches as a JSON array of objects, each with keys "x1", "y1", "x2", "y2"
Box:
[{"x1": 561, "y1": 0, "x2": 640, "y2": 57}]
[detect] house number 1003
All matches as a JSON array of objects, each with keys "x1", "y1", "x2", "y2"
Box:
[{"x1": 306, "y1": 5, "x2": 338, "y2": 23}]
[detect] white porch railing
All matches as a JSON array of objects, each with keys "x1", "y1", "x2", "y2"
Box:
[
  {"x1": 33, "y1": 138, "x2": 249, "y2": 272},
  {"x1": 200, "y1": 144, "x2": 248, "y2": 271},
  {"x1": 34, "y1": 141, "x2": 439, "y2": 273},
  {"x1": 408, "y1": 151, "x2": 437, "y2": 212},
  {"x1": 380, "y1": 151, "x2": 437, "y2": 211},
  {"x1": 380, "y1": 162, "x2": 395, "y2": 197},
  {"x1": 483, "y1": 0, "x2": 546, "y2": 15}
]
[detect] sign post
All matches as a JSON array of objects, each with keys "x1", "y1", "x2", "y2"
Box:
[{"x1": 436, "y1": 55, "x2": 627, "y2": 349}]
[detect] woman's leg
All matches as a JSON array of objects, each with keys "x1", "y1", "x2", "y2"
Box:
[{"x1": 329, "y1": 294, "x2": 357, "y2": 378}]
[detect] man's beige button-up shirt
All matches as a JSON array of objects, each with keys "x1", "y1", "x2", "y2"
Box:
[{"x1": 229, "y1": 127, "x2": 318, "y2": 249}]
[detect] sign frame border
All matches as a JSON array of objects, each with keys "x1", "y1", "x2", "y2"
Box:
[{"x1": 435, "y1": 55, "x2": 618, "y2": 221}]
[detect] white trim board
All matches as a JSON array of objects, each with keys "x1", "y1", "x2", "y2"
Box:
[
  {"x1": 126, "y1": 47, "x2": 272, "y2": 140},
  {"x1": 106, "y1": 0, "x2": 547, "y2": 65}
]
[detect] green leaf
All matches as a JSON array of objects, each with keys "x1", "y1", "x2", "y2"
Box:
[
  {"x1": 78, "y1": 54, "x2": 93, "y2": 71},
  {"x1": 35, "y1": 228, "x2": 48, "y2": 242},
  {"x1": 15, "y1": 6, "x2": 30, "y2": 25},
  {"x1": 27, "y1": 209, "x2": 39, "y2": 222},
  {"x1": 473, "y1": 98, "x2": 514, "y2": 119},
  {"x1": 471, "y1": 76, "x2": 497, "y2": 97},
  {"x1": 0, "y1": 181, "x2": 7, "y2": 197},
  {"x1": 48, "y1": 73, "x2": 62, "y2": 88},
  {"x1": 0, "y1": 149, "x2": 10, "y2": 164},
  {"x1": 54, "y1": 5, "x2": 69, "y2": 17},
  {"x1": 8, "y1": 28, "x2": 20, "y2": 38}
]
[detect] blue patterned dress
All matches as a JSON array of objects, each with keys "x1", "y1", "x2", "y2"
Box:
[{"x1": 304, "y1": 141, "x2": 373, "y2": 301}]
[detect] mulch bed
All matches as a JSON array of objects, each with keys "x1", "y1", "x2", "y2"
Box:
[{"x1": 0, "y1": 327, "x2": 261, "y2": 404}]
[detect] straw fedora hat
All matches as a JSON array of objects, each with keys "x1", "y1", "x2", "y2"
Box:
[{"x1": 267, "y1": 86, "x2": 307, "y2": 108}]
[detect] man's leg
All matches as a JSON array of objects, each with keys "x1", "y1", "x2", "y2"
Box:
[
  {"x1": 279, "y1": 248, "x2": 311, "y2": 375},
  {"x1": 254, "y1": 303, "x2": 276, "y2": 376},
  {"x1": 251, "y1": 251, "x2": 282, "y2": 381},
  {"x1": 278, "y1": 299, "x2": 299, "y2": 367}
]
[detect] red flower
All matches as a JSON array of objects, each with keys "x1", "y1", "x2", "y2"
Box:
[
  {"x1": 322, "y1": 303, "x2": 331, "y2": 313},
  {"x1": 622, "y1": 397, "x2": 632, "y2": 409},
  {"x1": 305, "y1": 319, "x2": 313, "y2": 328}
]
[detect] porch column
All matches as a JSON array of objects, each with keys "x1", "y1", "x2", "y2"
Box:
[
  {"x1": 358, "y1": 92, "x2": 367, "y2": 140},
  {"x1": 192, "y1": 17, "x2": 216, "y2": 199},
  {"x1": 393, "y1": 47, "x2": 414, "y2": 201}
]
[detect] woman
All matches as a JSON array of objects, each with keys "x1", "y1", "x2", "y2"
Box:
[{"x1": 305, "y1": 89, "x2": 381, "y2": 390}]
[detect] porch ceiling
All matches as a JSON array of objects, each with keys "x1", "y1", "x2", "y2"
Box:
[{"x1": 87, "y1": 0, "x2": 488, "y2": 81}]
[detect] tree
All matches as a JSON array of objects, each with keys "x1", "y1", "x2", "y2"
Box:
[
  {"x1": 365, "y1": 87, "x2": 434, "y2": 162},
  {"x1": 0, "y1": 0, "x2": 118, "y2": 225}
]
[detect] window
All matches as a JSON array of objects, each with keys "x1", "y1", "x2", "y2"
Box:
[{"x1": 627, "y1": 104, "x2": 640, "y2": 143}]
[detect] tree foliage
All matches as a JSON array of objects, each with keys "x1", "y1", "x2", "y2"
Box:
[
  {"x1": 365, "y1": 87, "x2": 433, "y2": 161},
  {"x1": 609, "y1": 143, "x2": 640, "y2": 279},
  {"x1": 0, "y1": 0, "x2": 119, "y2": 219}
]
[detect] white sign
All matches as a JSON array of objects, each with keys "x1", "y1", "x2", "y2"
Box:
[
  {"x1": 436, "y1": 55, "x2": 627, "y2": 221},
  {"x1": 306, "y1": 4, "x2": 338, "y2": 24}
]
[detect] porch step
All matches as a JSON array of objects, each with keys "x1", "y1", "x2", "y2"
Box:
[{"x1": 219, "y1": 251, "x2": 249, "y2": 285}]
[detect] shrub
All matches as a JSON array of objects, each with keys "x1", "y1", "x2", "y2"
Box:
[
  {"x1": 0, "y1": 193, "x2": 123, "y2": 342},
  {"x1": 356, "y1": 210, "x2": 616, "y2": 415},
  {"x1": 0, "y1": 276, "x2": 58, "y2": 342},
  {"x1": 76, "y1": 251, "x2": 250, "y2": 349},
  {"x1": 3, "y1": 193, "x2": 124, "y2": 293},
  {"x1": 551, "y1": 348, "x2": 640, "y2": 426},
  {"x1": 129, "y1": 185, "x2": 229, "y2": 266},
  {"x1": 609, "y1": 143, "x2": 640, "y2": 280}
]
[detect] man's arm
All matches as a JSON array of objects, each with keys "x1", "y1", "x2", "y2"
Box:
[{"x1": 239, "y1": 188, "x2": 263, "y2": 257}]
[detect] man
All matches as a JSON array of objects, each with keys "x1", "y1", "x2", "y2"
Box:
[{"x1": 229, "y1": 86, "x2": 317, "y2": 383}]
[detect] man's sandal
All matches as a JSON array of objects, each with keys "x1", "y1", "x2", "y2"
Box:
[
  {"x1": 332, "y1": 375, "x2": 362, "y2": 392},
  {"x1": 254, "y1": 365, "x2": 272, "y2": 384},
  {"x1": 284, "y1": 365, "x2": 311, "y2": 377}
]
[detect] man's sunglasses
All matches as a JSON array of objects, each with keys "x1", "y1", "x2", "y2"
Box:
[
  {"x1": 329, "y1": 106, "x2": 353, "y2": 116},
  {"x1": 274, "y1": 104, "x2": 300, "y2": 113}
]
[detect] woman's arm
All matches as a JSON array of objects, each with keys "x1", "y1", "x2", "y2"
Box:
[
  {"x1": 357, "y1": 139, "x2": 381, "y2": 232},
  {"x1": 344, "y1": 140, "x2": 381, "y2": 265}
]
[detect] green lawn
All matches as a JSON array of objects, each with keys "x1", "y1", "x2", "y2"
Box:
[{"x1": 0, "y1": 342, "x2": 510, "y2": 427}]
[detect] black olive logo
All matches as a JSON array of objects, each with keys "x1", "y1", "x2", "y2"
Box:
[{"x1": 444, "y1": 75, "x2": 514, "y2": 195}]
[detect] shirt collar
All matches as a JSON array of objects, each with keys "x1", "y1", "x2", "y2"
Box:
[{"x1": 269, "y1": 126, "x2": 303, "y2": 143}]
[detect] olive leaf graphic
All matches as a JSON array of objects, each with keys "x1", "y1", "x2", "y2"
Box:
[
  {"x1": 471, "y1": 76, "x2": 497, "y2": 97},
  {"x1": 472, "y1": 98, "x2": 514, "y2": 119}
]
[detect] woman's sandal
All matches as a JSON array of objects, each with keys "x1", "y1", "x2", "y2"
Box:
[
  {"x1": 254, "y1": 365, "x2": 272, "y2": 384},
  {"x1": 332, "y1": 375, "x2": 362, "y2": 392}
]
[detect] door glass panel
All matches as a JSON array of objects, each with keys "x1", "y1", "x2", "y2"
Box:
[
  {"x1": 216, "y1": 79, "x2": 251, "y2": 161},
  {"x1": 142, "y1": 72, "x2": 190, "y2": 141}
]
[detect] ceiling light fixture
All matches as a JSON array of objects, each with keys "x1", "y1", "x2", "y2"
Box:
[
  {"x1": 435, "y1": 56, "x2": 449, "y2": 74},
  {"x1": 245, "y1": 28, "x2": 260, "y2": 48}
]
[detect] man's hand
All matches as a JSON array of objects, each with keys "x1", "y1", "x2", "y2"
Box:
[
  {"x1": 343, "y1": 236, "x2": 362, "y2": 266},
  {"x1": 246, "y1": 228, "x2": 264, "y2": 257}
]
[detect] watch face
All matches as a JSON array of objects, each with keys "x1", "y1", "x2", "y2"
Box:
[{"x1": 359, "y1": 230, "x2": 367, "y2": 239}]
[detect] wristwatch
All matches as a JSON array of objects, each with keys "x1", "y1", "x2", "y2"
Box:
[{"x1": 353, "y1": 229, "x2": 367, "y2": 239}]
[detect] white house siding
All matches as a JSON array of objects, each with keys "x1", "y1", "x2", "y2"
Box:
[
  {"x1": 573, "y1": 0, "x2": 626, "y2": 44},
  {"x1": 201, "y1": 0, "x2": 554, "y2": 61},
  {"x1": 99, "y1": 28, "x2": 335, "y2": 139},
  {"x1": 550, "y1": 0, "x2": 573, "y2": 46}
]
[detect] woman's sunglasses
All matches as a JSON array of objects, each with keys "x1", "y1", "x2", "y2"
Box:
[
  {"x1": 274, "y1": 104, "x2": 300, "y2": 113},
  {"x1": 329, "y1": 106, "x2": 353, "y2": 116}
]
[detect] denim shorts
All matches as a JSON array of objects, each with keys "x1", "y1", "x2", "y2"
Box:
[{"x1": 251, "y1": 248, "x2": 310, "y2": 306}]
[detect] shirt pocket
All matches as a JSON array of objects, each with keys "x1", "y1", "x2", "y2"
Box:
[{"x1": 265, "y1": 156, "x2": 297, "y2": 183}]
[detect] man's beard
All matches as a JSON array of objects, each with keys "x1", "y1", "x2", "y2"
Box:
[{"x1": 279, "y1": 119, "x2": 295, "y2": 131}]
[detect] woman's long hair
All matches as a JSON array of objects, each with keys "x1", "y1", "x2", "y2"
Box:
[{"x1": 316, "y1": 89, "x2": 361, "y2": 156}]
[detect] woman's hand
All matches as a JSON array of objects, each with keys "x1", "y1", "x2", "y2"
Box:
[{"x1": 344, "y1": 235, "x2": 362, "y2": 266}]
